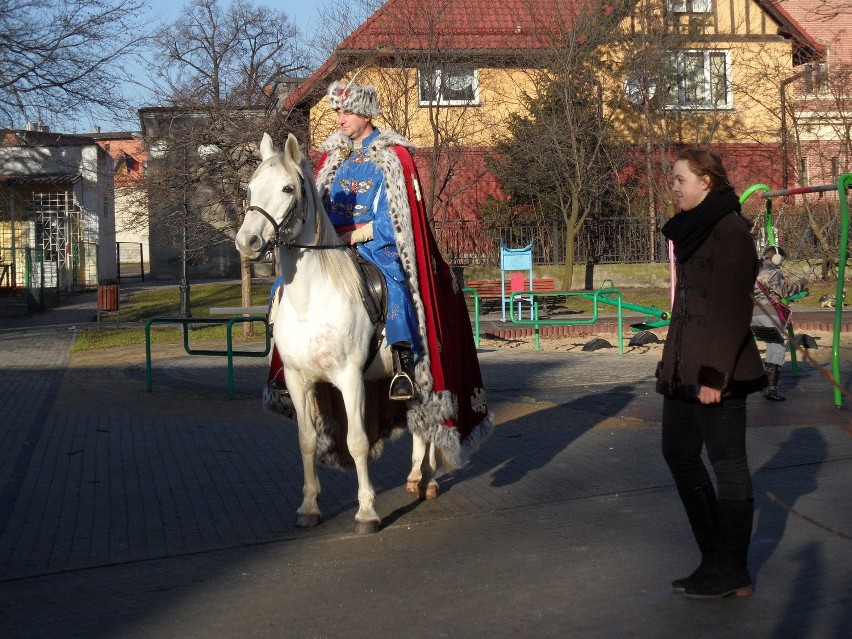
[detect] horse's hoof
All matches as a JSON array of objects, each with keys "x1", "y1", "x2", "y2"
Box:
[
  {"x1": 423, "y1": 485, "x2": 439, "y2": 500},
  {"x1": 354, "y1": 519, "x2": 380, "y2": 535},
  {"x1": 405, "y1": 480, "x2": 419, "y2": 494},
  {"x1": 296, "y1": 513, "x2": 321, "y2": 528}
]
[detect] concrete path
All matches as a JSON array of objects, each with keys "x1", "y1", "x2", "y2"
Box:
[{"x1": 0, "y1": 289, "x2": 850, "y2": 638}]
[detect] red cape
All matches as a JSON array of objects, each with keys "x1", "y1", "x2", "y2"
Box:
[{"x1": 315, "y1": 142, "x2": 492, "y2": 465}]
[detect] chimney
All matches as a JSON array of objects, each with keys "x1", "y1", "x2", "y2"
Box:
[{"x1": 92, "y1": 125, "x2": 101, "y2": 134}]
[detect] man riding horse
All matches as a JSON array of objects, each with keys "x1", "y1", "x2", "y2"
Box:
[{"x1": 265, "y1": 79, "x2": 492, "y2": 464}]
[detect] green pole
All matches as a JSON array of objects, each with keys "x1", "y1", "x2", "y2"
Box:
[{"x1": 832, "y1": 173, "x2": 852, "y2": 408}]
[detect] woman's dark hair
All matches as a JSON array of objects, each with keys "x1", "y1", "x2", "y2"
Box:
[{"x1": 677, "y1": 148, "x2": 734, "y2": 192}]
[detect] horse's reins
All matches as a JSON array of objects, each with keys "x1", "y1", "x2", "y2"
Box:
[
  {"x1": 244, "y1": 172, "x2": 343, "y2": 252},
  {"x1": 246, "y1": 159, "x2": 385, "y2": 372}
]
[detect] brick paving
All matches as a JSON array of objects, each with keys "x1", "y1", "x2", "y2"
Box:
[{"x1": 0, "y1": 288, "x2": 850, "y2": 638}]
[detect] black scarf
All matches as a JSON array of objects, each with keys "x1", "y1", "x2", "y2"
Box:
[{"x1": 662, "y1": 188, "x2": 742, "y2": 261}]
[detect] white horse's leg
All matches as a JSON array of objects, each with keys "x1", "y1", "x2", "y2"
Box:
[
  {"x1": 407, "y1": 434, "x2": 439, "y2": 500},
  {"x1": 291, "y1": 384, "x2": 322, "y2": 528},
  {"x1": 424, "y1": 441, "x2": 439, "y2": 500},
  {"x1": 406, "y1": 434, "x2": 426, "y2": 494},
  {"x1": 342, "y1": 373, "x2": 380, "y2": 534}
]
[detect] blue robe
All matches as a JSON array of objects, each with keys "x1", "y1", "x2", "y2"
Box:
[{"x1": 325, "y1": 129, "x2": 419, "y2": 353}]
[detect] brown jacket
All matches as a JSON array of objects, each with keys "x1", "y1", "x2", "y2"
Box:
[{"x1": 656, "y1": 213, "x2": 766, "y2": 400}]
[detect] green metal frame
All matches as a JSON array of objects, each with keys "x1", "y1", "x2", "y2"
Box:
[
  {"x1": 507, "y1": 280, "x2": 669, "y2": 353},
  {"x1": 740, "y1": 173, "x2": 852, "y2": 407},
  {"x1": 464, "y1": 279, "x2": 670, "y2": 352},
  {"x1": 145, "y1": 315, "x2": 271, "y2": 399}
]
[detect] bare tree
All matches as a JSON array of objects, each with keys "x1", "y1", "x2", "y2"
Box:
[
  {"x1": 315, "y1": 0, "x2": 506, "y2": 228},
  {"x1": 487, "y1": 2, "x2": 630, "y2": 289},
  {"x1": 312, "y1": 0, "x2": 380, "y2": 61},
  {"x1": 142, "y1": 0, "x2": 310, "y2": 317},
  {"x1": 152, "y1": 0, "x2": 307, "y2": 107},
  {"x1": 0, "y1": 0, "x2": 148, "y2": 129},
  {"x1": 607, "y1": 0, "x2": 729, "y2": 255}
]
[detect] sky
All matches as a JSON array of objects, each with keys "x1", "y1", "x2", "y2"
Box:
[
  {"x1": 143, "y1": 0, "x2": 328, "y2": 39},
  {"x1": 68, "y1": 0, "x2": 332, "y2": 133}
]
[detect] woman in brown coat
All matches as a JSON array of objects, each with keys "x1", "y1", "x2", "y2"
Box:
[{"x1": 656, "y1": 149, "x2": 766, "y2": 599}]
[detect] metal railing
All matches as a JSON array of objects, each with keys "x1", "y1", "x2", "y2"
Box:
[{"x1": 433, "y1": 217, "x2": 670, "y2": 266}]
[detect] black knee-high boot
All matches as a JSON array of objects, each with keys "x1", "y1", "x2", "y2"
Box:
[
  {"x1": 763, "y1": 363, "x2": 785, "y2": 401},
  {"x1": 685, "y1": 498, "x2": 754, "y2": 598},
  {"x1": 672, "y1": 482, "x2": 719, "y2": 592}
]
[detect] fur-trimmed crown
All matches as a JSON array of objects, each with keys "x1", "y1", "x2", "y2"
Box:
[{"x1": 327, "y1": 80, "x2": 382, "y2": 116}]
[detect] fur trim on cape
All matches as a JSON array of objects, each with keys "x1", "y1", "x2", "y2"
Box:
[{"x1": 316, "y1": 130, "x2": 493, "y2": 469}]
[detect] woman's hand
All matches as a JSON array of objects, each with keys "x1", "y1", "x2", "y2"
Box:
[{"x1": 698, "y1": 385, "x2": 722, "y2": 405}]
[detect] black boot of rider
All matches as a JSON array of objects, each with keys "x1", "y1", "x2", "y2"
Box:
[{"x1": 389, "y1": 344, "x2": 416, "y2": 401}]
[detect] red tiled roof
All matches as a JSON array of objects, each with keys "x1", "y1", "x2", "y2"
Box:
[
  {"x1": 779, "y1": 0, "x2": 850, "y2": 62},
  {"x1": 761, "y1": 0, "x2": 825, "y2": 58},
  {"x1": 339, "y1": 0, "x2": 583, "y2": 52},
  {"x1": 284, "y1": 0, "x2": 824, "y2": 111}
]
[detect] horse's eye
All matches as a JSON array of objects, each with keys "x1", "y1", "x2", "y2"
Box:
[{"x1": 282, "y1": 184, "x2": 295, "y2": 194}]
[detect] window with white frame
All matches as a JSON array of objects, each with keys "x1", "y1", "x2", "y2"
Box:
[
  {"x1": 667, "y1": 0, "x2": 712, "y2": 13},
  {"x1": 418, "y1": 67, "x2": 479, "y2": 106},
  {"x1": 663, "y1": 50, "x2": 731, "y2": 109}
]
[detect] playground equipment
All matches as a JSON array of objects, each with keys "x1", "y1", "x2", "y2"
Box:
[
  {"x1": 499, "y1": 240, "x2": 534, "y2": 321},
  {"x1": 507, "y1": 280, "x2": 670, "y2": 352},
  {"x1": 740, "y1": 173, "x2": 852, "y2": 408}
]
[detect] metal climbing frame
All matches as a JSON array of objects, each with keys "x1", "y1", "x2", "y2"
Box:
[{"x1": 740, "y1": 173, "x2": 852, "y2": 408}]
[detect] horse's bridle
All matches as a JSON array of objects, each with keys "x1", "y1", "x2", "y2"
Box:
[{"x1": 244, "y1": 173, "x2": 341, "y2": 253}]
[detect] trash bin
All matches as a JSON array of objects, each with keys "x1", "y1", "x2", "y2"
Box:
[{"x1": 98, "y1": 281, "x2": 119, "y2": 312}]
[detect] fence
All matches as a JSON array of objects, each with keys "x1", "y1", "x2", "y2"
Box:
[
  {"x1": 0, "y1": 241, "x2": 99, "y2": 311},
  {"x1": 117, "y1": 242, "x2": 145, "y2": 282},
  {"x1": 433, "y1": 202, "x2": 843, "y2": 268},
  {"x1": 433, "y1": 216, "x2": 669, "y2": 266}
]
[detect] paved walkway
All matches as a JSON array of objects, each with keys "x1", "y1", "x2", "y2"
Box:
[{"x1": 0, "y1": 289, "x2": 850, "y2": 638}]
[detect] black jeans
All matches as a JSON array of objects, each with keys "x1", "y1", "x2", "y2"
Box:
[{"x1": 661, "y1": 396, "x2": 753, "y2": 501}]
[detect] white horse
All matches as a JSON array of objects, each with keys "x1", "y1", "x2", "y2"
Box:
[{"x1": 235, "y1": 133, "x2": 439, "y2": 534}]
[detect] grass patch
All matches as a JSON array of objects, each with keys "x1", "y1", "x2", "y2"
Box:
[
  {"x1": 71, "y1": 281, "x2": 273, "y2": 352},
  {"x1": 73, "y1": 276, "x2": 844, "y2": 352}
]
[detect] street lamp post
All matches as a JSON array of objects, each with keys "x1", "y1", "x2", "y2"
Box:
[
  {"x1": 180, "y1": 213, "x2": 191, "y2": 318},
  {"x1": 179, "y1": 158, "x2": 192, "y2": 319}
]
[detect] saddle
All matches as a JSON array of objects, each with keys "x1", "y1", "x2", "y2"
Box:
[{"x1": 348, "y1": 248, "x2": 387, "y2": 371}]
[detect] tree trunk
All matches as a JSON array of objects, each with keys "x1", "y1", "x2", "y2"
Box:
[
  {"x1": 561, "y1": 226, "x2": 576, "y2": 291},
  {"x1": 240, "y1": 255, "x2": 254, "y2": 337}
]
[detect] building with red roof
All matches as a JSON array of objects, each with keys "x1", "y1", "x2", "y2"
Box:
[{"x1": 281, "y1": 0, "x2": 835, "y2": 268}]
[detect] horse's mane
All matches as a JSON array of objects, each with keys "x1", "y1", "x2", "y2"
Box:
[{"x1": 271, "y1": 153, "x2": 363, "y2": 303}]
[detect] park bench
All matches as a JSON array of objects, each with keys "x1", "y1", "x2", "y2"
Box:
[{"x1": 464, "y1": 277, "x2": 560, "y2": 315}]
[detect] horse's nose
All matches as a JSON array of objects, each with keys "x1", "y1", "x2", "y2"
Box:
[
  {"x1": 247, "y1": 234, "x2": 262, "y2": 251},
  {"x1": 236, "y1": 231, "x2": 263, "y2": 256}
]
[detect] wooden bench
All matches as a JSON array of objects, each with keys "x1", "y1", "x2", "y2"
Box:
[{"x1": 464, "y1": 278, "x2": 559, "y2": 314}]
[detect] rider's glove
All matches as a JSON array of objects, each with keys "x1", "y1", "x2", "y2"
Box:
[{"x1": 349, "y1": 222, "x2": 374, "y2": 244}]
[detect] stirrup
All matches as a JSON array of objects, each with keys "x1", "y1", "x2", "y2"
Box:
[
  {"x1": 389, "y1": 372, "x2": 415, "y2": 401},
  {"x1": 268, "y1": 379, "x2": 290, "y2": 397}
]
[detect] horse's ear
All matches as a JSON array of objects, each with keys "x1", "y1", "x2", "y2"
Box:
[
  {"x1": 284, "y1": 133, "x2": 302, "y2": 165},
  {"x1": 259, "y1": 133, "x2": 277, "y2": 161}
]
